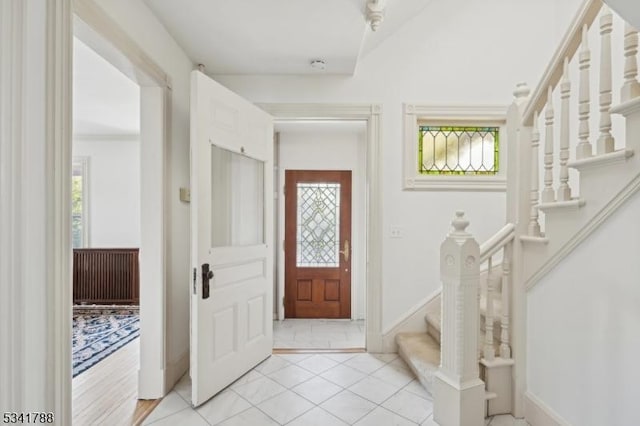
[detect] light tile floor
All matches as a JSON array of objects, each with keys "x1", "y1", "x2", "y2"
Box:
[
  {"x1": 144, "y1": 352, "x2": 529, "y2": 425},
  {"x1": 273, "y1": 319, "x2": 365, "y2": 349}
]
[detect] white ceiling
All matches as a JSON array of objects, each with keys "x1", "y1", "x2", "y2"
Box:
[
  {"x1": 73, "y1": 37, "x2": 140, "y2": 136},
  {"x1": 71, "y1": 1, "x2": 432, "y2": 135},
  {"x1": 144, "y1": 0, "x2": 432, "y2": 75}
]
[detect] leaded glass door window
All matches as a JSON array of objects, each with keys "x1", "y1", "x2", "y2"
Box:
[
  {"x1": 296, "y1": 183, "x2": 341, "y2": 267},
  {"x1": 284, "y1": 170, "x2": 352, "y2": 319}
]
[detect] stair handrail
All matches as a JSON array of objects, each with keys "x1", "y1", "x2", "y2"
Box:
[
  {"x1": 522, "y1": 0, "x2": 603, "y2": 126},
  {"x1": 479, "y1": 222, "x2": 515, "y2": 263}
]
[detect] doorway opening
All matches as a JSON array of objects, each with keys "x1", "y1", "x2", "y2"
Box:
[
  {"x1": 273, "y1": 120, "x2": 367, "y2": 350},
  {"x1": 71, "y1": 34, "x2": 143, "y2": 424},
  {"x1": 70, "y1": 11, "x2": 168, "y2": 423}
]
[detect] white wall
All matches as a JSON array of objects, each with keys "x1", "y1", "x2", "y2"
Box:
[
  {"x1": 93, "y1": 0, "x2": 193, "y2": 388},
  {"x1": 216, "y1": 0, "x2": 583, "y2": 329},
  {"x1": 527, "y1": 189, "x2": 640, "y2": 426},
  {"x1": 73, "y1": 138, "x2": 141, "y2": 247},
  {"x1": 277, "y1": 124, "x2": 367, "y2": 320}
]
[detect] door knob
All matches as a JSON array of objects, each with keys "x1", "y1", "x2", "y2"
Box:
[
  {"x1": 202, "y1": 263, "x2": 213, "y2": 299},
  {"x1": 339, "y1": 239, "x2": 350, "y2": 262}
]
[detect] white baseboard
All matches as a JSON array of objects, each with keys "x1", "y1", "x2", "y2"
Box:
[
  {"x1": 138, "y1": 367, "x2": 166, "y2": 400},
  {"x1": 524, "y1": 391, "x2": 571, "y2": 426},
  {"x1": 381, "y1": 288, "x2": 441, "y2": 353},
  {"x1": 165, "y1": 351, "x2": 190, "y2": 396}
]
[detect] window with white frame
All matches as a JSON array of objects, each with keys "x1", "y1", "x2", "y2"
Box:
[
  {"x1": 403, "y1": 104, "x2": 507, "y2": 190},
  {"x1": 72, "y1": 157, "x2": 89, "y2": 248}
]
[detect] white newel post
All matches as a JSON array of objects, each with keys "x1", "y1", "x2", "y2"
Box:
[{"x1": 434, "y1": 211, "x2": 484, "y2": 426}]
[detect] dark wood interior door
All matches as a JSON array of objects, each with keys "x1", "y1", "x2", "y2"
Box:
[{"x1": 285, "y1": 170, "x2": 352, "y2": 318}]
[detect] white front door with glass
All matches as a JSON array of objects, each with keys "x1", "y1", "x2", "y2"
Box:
[{"x1": 190, "y1": 70, "x2": 274, "y2": 407}]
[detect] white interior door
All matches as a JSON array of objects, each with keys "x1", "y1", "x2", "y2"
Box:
[{"x1": 190, "y1": 70, "x2": 274, "y2": 407}]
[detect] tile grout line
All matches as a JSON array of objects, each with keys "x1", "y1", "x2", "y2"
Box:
[
  {"x1": 161, "y1": 350, "x2": 437, "y2": 426},
  {"x1": 253, "y1": 353, "x2": 396, "y2": 425},
  {"x1": 274, "y1": 353, "x2": 428, "y2": 425}
]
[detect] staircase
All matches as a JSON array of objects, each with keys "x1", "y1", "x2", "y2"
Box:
[
  {"x1": 397, "y1": 258, "x2": 511, "y2": 416},
  {"x1": 393, "y1": 0, "x2": 640, "y2": 424}
]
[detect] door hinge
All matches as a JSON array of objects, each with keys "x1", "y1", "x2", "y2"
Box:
[
  {"x1": 282, "y1": 296, "x2": 285, "y2": 307},
  {"x1": 192, "y1": 267, "x2": 197, "y2": 295}
]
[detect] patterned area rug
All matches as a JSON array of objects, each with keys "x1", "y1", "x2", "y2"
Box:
[{"x1": 72, "y1": 307, "x2": 140, "y2": 378}]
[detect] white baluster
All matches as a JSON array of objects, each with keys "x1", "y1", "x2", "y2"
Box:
[
  {"x1": 478, "y1": 278, "x2": 482, "y2": 361},
  {"x1": 529, "y1": 111, "x2": 541, "y2": 236},
  {"x1": 483, "y1": 257, "x2": 495, "y2": 361},
  {"x1": 558, "y1": 58, "x2": 572, "y2": 201},
  {"x1": 542, "y1": 86, "x2": 556, "y2": 203},
  {"x1": 500, "y1": 247, "x2": 511, "y2": 359},
  {"x1": 577, "y1": 24, "x2": 593, "y2": 159},
  {"x1": 598, "y1": 6, "x2": 615, "y2": 155},
  {"x1": 621, "y1": 23, "x2": 640, "y2": 102}
]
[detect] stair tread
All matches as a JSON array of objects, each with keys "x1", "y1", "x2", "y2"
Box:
[{"x1": 396, "y1": 332, "x2": 441, "y2": 394}]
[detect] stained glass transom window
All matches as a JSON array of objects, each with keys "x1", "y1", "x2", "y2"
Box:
[
  {"x1": 296, "y1": 183, "x2": 340, "y2": 267},
  {"x1": 418, "y1": 126, "x2": 499, "y2": 175}
]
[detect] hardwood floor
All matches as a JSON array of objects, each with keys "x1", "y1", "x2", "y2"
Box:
[{"x1": 72, "y1": 339, "x2": 160, "y2": 426}]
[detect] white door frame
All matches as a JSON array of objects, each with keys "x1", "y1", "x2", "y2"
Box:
[
  {"x1": 73, "y1": 0, "x2": 171, "y2": 399},
  {"x1": 5, "y1": 0, "x2": 168, "y2": 421},
  {"x1": 275, "y1": 124, "x2": 367, "y2": 323},
  {"x1": 259, "y1": 104, "x2": 383, "y2": 351}
]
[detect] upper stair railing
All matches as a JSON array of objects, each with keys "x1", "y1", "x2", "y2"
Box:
[
  {"x1": 520, "y1": 0, "x2": 640, "y2": 240},
  {"x1": 434, "y1": 1, "x2": 640, "y2": 423}
]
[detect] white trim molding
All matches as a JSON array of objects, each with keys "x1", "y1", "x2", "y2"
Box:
[
  {"x1": 73, "y1": 0, "x2": 171, "y2": 89},
  {"x1": 257, "y1": 103, "x2": 384, "y2": 352},
  {"x1": 0, "y1": 0, "x2": 27, "y2": 414},
  {"x1": 403, "y1": 104, "x2": 508, "y2": 191},
  {"x1": 48, "y1": 0, "x2": 73, "y2": 422},
  {"x1": 524, "y1": 392, "x2": 571, "y2": 426}
]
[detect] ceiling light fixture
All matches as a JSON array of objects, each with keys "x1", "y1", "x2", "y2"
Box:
[{"x1": 310, "y1": 59, "x2": 326, "y2": 70}]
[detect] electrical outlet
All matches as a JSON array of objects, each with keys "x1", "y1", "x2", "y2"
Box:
[{"x1": 390, "y1": 227, "x2": 404, "y2": 238}]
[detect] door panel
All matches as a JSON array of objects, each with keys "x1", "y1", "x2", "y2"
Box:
[
  {"x1": 190, "y1": 70, "x2": 273, "y2": 407},
  {"x1": 284, "y1": 170, "x2": 352, "y2": 318}
]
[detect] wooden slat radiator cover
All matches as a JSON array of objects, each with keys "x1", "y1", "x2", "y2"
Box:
[{"x1": 73, "y1": 248, "x2": 140, "y2": 305}]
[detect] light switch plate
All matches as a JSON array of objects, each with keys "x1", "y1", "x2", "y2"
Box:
[{"x1": 179, "y1": 187, "x2": 191, "y2": 203}]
